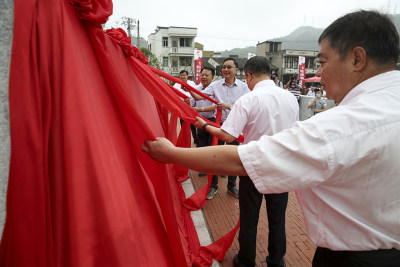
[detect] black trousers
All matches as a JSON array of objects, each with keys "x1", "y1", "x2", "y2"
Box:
[
  {"x1": 312, "y1": 247, "x2": 400, "y2": 267},
  {"x1": 196, "y1": 117, "x2": 214, "y2": 148},
  {"x1": 237, "y1": 176, "x2": 288, "y2": 266}
]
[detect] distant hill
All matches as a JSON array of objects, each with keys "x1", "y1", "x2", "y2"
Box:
[
  {"x1": 131, "y1": 37, "x2": 148, "y2": 49},
  {"x1": 270, "y1": 26, "x2": 324, "y2": 51},
  {"x1": 218, "y1": 14, "x2": 400, "y2": 54},
  {"x1": 219, "y1": 46, "x2": 256, "y2": 58}
]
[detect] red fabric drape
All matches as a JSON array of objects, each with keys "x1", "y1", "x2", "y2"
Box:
[{"x1": 0, "y1": 0, "x2": 239, "y2": 266}]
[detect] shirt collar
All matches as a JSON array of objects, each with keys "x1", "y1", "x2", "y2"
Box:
[
  {"x1": 340, "y1": 70, "x2": 400, "y2": 105},
  {"x1": 222, "y1": 78, "x2": 238, "y2": 86},
  {"x1": 252, "y1": 80, "x2": 276, "y2": 92}
]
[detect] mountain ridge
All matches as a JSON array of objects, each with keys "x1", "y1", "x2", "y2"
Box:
[{"x1": 219, "y1": 14, "x2": 400, "y2": 56}]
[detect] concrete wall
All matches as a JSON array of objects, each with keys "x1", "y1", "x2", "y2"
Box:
[{"x1": 0, "y1": 0, "x2": 13, "y2": 237}]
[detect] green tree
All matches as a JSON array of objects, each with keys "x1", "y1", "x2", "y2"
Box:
[{"x1": 139, "y1": 47, "x2": 162, "y2": 70}]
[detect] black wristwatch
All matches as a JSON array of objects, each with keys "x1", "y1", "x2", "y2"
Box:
[{"x1": 202, "y1": 123, "x2": 210, "y2": 131}]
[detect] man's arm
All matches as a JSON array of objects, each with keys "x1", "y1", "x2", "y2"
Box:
[
  {"x1": 284, "y1": 80, "x2": 290, "y2": 89},
  {"x1": 307, "y1": 99, "x2": 317, "y2": 109},
  {"x1": 188, "y1": 90, "x2": 204, "y2": 101},
  {"x1": 194, "y1": 117, "x2": 236, "y2": 143},
  {"x1": 141, "y1": 137, "x2": 247, "y2": 176},
  {"x1": 192, "y1": 105, "x2": 215, "y2": 113},
  {"x1": 314, "y1": 104, "x2": 328, "y2": 113}
]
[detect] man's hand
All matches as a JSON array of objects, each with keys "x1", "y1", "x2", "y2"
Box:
[
  {"x1": 184, "y1": 98, "x2": 190, "y2": 104},
  {"x1": 217, "y1": 102, "x2": 231, "y2": 110},
  {"x1": 194, "y1": 116, "x2": 206, "y2": 128},
  {"x1": 141, "y1": 137, "x2": 175, "y2": 163}
]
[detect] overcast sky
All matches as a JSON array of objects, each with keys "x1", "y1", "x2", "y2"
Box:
[{"x1": 106, "y1": 0, "x2": 398, "y2": 51}]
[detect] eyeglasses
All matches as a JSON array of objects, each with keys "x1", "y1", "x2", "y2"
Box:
[{"x1": 222, "y1": 65, "x2": 236, "y2": 70}]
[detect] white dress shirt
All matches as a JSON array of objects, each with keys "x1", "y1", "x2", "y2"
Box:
[
  {"x1": 307, "y1": 90, "x2": 315, "y2": 97},
  {"x1": 202, "y1": 78, "x2": 249, "y2": 122},
  {"x1": 238, "y1": 71, "x2": 400, "y2": 251},
  {"x1": 173, "y1": 80, "x2": 196, "y2": 98},
  {"x1": 221, "y1": 80, "x2": 299, "y2": 144},
  {"x1": 191, "y1": 84, "x2": 215, "y2": 119}
]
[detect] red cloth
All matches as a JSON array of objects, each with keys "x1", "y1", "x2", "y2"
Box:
[{"x1": 0, "y1": 0, "x2": 239, "y2": 266}]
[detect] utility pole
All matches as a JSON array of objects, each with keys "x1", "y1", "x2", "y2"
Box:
[
  {"x1": 137, "y1": 20, "x2": 140, "y2": 48},
  {"x1": 127, "y1": 18, "x2": 132, "y2": 37}
]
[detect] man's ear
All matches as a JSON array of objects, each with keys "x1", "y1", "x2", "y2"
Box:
[{"x1": 352, "y1": 46, "x2": 367, "y2": 72}]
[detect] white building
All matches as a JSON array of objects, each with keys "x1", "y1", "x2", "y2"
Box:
[
  {"x1": 148, "y1": 26, "x2": 197, "y2": 78},
  {"x1": 257, "y1": 41, "x2": 320, "y2": 83}
]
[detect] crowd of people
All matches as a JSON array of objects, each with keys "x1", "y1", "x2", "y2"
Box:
[{"x1": 161, "y1": 10, "x2": 400, "y2": 267}]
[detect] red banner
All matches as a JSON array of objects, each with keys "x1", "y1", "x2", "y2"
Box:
[
  {"x1": 194, "y1": 49, "x2": 203, "y2": 85},
  {"x1": 298, "y1": 56, "x2": 306, "y2": 87}
]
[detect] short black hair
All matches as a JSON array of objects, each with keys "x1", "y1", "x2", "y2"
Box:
[
  {"x1": 179, "y1": 70, "x2": 188, "y2": 75},
  {"x1": 243, "y1": 56, "x2": 271, "y2": 77},
  {"x1": 201, "y1": 67, "x2": 215, "y2": 77},
  {"x1": 319, "y1": 10, "x2": 400, "y2": 65},
  {"x1": 223, "y1": 57, "x2": 238, "y2": 68},
  {"x1": 314, "y1": 88, "x2": 322, "y2": 94}
]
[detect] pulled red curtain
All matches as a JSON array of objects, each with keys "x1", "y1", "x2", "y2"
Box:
[{"x1": 0, "y1": 0, "x2": 240, "y2": 266}]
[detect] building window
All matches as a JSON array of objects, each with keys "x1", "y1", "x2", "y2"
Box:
[
  {"x1": 179, "y1": 38, "x2": 192, "y2": 47},
  {"x1": 269, "y1": 42, "x2": 278, "y2": 52},
  {"x1": 284, "y1": 56, "x2": 299, "y2": 68},
  {"x1": 171, "y1": 57, "x2": 178, "y2": 67},
  {"x1": 172, "y1": 40, "x2": 178, "y2": 47},
  {"x1": 148, "y1": 44, "x2": 151, "y2": 51},
  {"x1": 162, "y1": 37, "x2": 168, "y2": 47},
  {"x1": 179, "y1": 57, "x2": 192, "y2": 66},
  {"x1": 163, "y1": 57, "x2": 168, "y2": 67},
  {"x1": 305, "y1": 57, "x2": 315, "y2": 69}
]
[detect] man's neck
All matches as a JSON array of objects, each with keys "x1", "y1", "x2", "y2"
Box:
[{"x1": 224, "y1": 77, "x2": 235, "y2": 85}]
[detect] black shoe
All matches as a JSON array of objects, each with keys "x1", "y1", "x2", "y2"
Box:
[
  {"x1": 220, "y1": 175, "x2": 227, "y2": 178},
  {"x1": 207, "y1": 187, "x2": 218, "y2": 200},
  {"x1": 198, "y1": 173, "x2": 207, "y2": 177},
  {"x1": 266, "y1": 256, "x2": 286, "y2": 267},
  {"x1": 233, "y1": 254, "x2": 240, "y2": 267},
  {"x1": 227, "y1": 186, "x2": 239, "y2": 198}
]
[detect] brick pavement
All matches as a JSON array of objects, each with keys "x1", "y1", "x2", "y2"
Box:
[{"x1": 189, "y1": 169, "x2": 316, "y2": 267}]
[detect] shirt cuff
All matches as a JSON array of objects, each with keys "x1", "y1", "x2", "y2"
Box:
[
  {"x1": 237, "y1": 143, "x2": 268, "y2": 193},
  {"x1": 220, "y1": 125, "x2": 240, "y2": 138}
]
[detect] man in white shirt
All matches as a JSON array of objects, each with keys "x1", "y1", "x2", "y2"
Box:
[
  {"x1": 174, "y1": 69, "x2": 198, "y2": 144},
  {"x1": 173, "y1": 69, "x2": 196, "y2": 100},
  {"x1": 142, "y1": 10, "x2": 400, "y2": 266},
  {"x1": 195, "y1": 56, "x2": 298, "y2": 267},
  {"x1": 191, "y1": 67, "x2": 216, "y2": 148},
  {"x1": 307, "y1": 86, "x2": 315, "y2": 96},
  {"x1": 187, "y1": 58, "x2": 249, "y2": 199}
]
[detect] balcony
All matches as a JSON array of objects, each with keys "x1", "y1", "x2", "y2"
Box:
[
  {"x1": 169, "y1": 47, "x2": 194, "y2": 55},
  {"x1": 167, "y1": 27, "x2": 197, "y2": 37}
]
